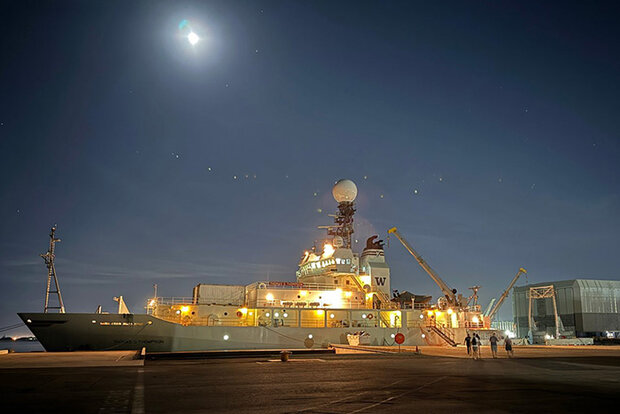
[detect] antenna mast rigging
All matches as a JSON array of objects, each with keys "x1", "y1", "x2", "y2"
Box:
[{"x1": 40, "y1": 226, "x2": 65, "y2": 313}]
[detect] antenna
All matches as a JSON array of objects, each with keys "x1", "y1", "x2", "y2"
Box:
[{"x1": 40, "y1": 225, "x2": 65, "y2": 313}]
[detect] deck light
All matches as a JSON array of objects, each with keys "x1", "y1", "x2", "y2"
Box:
[
  {"x1": 274, "y1": 312, "x2": 280, "y2": 318},
  {"x1": 266, "y1": 293, "x2": 274, "y2": 301},
  {"x1": 223, "y1": 334, "x2": 229, "y2": 341},
  {"x1": 308, "y1": 334, "x2": 313, "y2": 339},
  {"x1": 472, "y1": 316, "x2": 480, "y2": 323},
  {"x1": 391, "y1": 333, "x2": 396, "y2": 338},
  {"x1": 362, "y1": 314, "x2": 367, "y2": 319},
  {"x1": 187, "y1": 31, "x2": 200, "y2": 45},
  {"x1": 181, "y1": 306, "x2": 189, "y2": 313},
  {"x1": 265, "y1": 312, "x2": 270, "y2": 317}
]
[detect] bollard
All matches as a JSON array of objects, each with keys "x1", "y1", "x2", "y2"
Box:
[{"x1": 280, "y1": 350, "x2": 291, "y2": 362}]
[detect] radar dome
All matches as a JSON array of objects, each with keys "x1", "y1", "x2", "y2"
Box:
[{"x1": 332, "y1": 179, "x2": 358, "y2": 203}]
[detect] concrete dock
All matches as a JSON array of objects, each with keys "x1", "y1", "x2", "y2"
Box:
[
  {"x1": 0, "y1": 350, "x2": 143, "y2": 369},
  {"x1": 1, "y1": 346, "x2": 619, "y2": 413}
]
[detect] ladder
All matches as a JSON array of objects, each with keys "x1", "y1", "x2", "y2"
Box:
[{"x1": 429, "y1": 325, "x2": 457, "y2": 347}]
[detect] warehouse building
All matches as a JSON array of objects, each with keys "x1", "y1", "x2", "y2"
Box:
[{"x1": 512, "y1": 279, "x2": 620, "y2": 338}]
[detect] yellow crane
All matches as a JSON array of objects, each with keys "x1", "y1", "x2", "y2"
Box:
[
  {"x1": 487, "y1": 267, "x2": 527, "y2": 321},
  {"x1": 388, "y1": 227, "x2": 464, "y2": 309}
]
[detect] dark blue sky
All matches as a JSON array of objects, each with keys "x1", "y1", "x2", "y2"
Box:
[{"x1": 1, "y1": 1, "x2": 619, "y2": 333}]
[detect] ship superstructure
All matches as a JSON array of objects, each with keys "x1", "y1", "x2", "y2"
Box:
[{"x1": 20, "y1": 179, "x2": 496, "y2": 352}]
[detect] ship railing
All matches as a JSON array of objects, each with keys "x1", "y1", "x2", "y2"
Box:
[
  {"x1": 254, "y1": 298, "x2": 368, "y2": 309},
  {"x1": 247, "y1": 281, "x2": 343, "y2": 291},
  {"x1": 148, "y1": 297, "x2": 195, "y2": 306}
]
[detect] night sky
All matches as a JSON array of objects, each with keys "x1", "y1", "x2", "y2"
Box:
[{"x1": 1, "y1": 1, "x2": 619, "y2": 335}]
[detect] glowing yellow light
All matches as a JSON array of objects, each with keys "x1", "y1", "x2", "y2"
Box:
[
  {"x1": 316, "y1": 309, "x2": 325, "y2": 316},
  {"x1": 427, "y1": 311, "x2": 433, "y2": 316},
  {"x1": 435, "y1": 311, "x2": 442, "y2": 316},
  {"x1": 149, "y1": 299, "x2": 156, "y2": 307},
  {"x1": 335, "y1": 288, "x2": 342, "y2": 294},
  {"x1": 344, "y1": 291, "x2": 353, "y2": 298},
  {"x1": 299, "y1": 290, "x2": 308, "y2": 297},
  {"x1": 447, "y1": 308, "x2": 453, "y2": 315},
  {"x1": 238, "y1": 308, "x2": 248, "y2": 315},
  {"x1": 359, "y1": 275, "x2": 371, "y2": 285},
  {"x1": 180, "y1": 306, "x2": 189, "y2": 313},
  {"x1": 266, "y1": 293, "x2": 274, "y2": 301},
  {"x1": 472, "y1": 316, "x2": 480, "y2": 323},
  {"x1": 322, "y1": 243, "x2": 335, "y2": 259}
]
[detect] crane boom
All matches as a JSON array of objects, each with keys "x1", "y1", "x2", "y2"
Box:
[
  {"x1": 388, "y1": 227, "x2": 458, "y2": 306},
  {"x1": 487, "y1": 267, "x2": 527, "y2": 320}
]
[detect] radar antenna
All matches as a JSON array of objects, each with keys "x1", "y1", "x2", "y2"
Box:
[{"x1": 40, "y1": 226, "x2": 65, "y2": 313}]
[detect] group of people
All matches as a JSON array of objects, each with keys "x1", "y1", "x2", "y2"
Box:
[{"x1": 464, "y1": 332, "x2": 513, "y2": 359}]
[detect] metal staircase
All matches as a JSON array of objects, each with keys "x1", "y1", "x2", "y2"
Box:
[{"x1": 428, "y1": 325, "x2": 457, "y2": 347}]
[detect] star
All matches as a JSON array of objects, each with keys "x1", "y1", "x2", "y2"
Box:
[
  {"x1": 313, "y1": 192, "x2": 318, "y2": 197},
  {"x1": 363, "y1": 175, "x2": 368, "y2": 180},
  {"x1": 233, "y1": 175, "x2": 238, "y2": 180},
  {"x1": 413, "y1": 189, "x2": 419, "y2": 195},
  {"x1": 208, "y1": 167, "x2": 212, "y2": 171},
  {"x1": 439, "y1": 177, "x2": 444, "y2": 182},
  {"x1": 380, "y1": 194, "x2": 384, "y2": 199},
  {"x1": 498, "y1": 178, "x2": 503, "y2": 183},
  {"x1": 316, "y1": 208, "x2": 322, "y2": 213}
]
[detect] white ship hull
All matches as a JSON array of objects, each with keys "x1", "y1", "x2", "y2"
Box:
[{"x1": 19, "y1": 312, "x2": 436, "y2": 352}]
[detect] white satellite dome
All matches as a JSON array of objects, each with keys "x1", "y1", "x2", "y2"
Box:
[{"x1": 332, "y1": 179, "x2": 358, "y2": 203}]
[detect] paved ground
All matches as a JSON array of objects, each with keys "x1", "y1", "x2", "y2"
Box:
[
  {"x1": 0, "y1": 350, "x2": 143, "y2": 368},
  {"x1": 1, "y1": 350, "x2": 620, "y2": 413}
]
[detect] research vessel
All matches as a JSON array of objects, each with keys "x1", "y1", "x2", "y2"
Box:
[{"x1": 20, "y1": 179, "x2": 494, "y2": 352}]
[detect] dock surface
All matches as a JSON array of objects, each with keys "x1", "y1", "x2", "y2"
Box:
[
  {"x1": 2, "y1": 346, "x2": 619, "y2": 413},
  {"x1": 0, "y1": 350, "x2": 143, "y2": 369}
]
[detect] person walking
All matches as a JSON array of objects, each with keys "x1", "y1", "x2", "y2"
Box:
[
  {"x1": 464, "y1": 333, "x2": 472, "y2": 356},
  {"x1": 505, "y1": 336, "x2": 514, "y2": 358},
  {"x1": 471, "y1": 334, "x2": 479, "y2": 360},
  {"x1": 489, "y1": 333, "x2": 498, "y2": 358},
  {"x1": 475, "y1": 333, "x2": 483, "y2": 359}
]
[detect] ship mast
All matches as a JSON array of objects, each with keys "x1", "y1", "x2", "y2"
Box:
[{"x1": 40, "y1": 226, "x2": 65, "y2": 313}]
